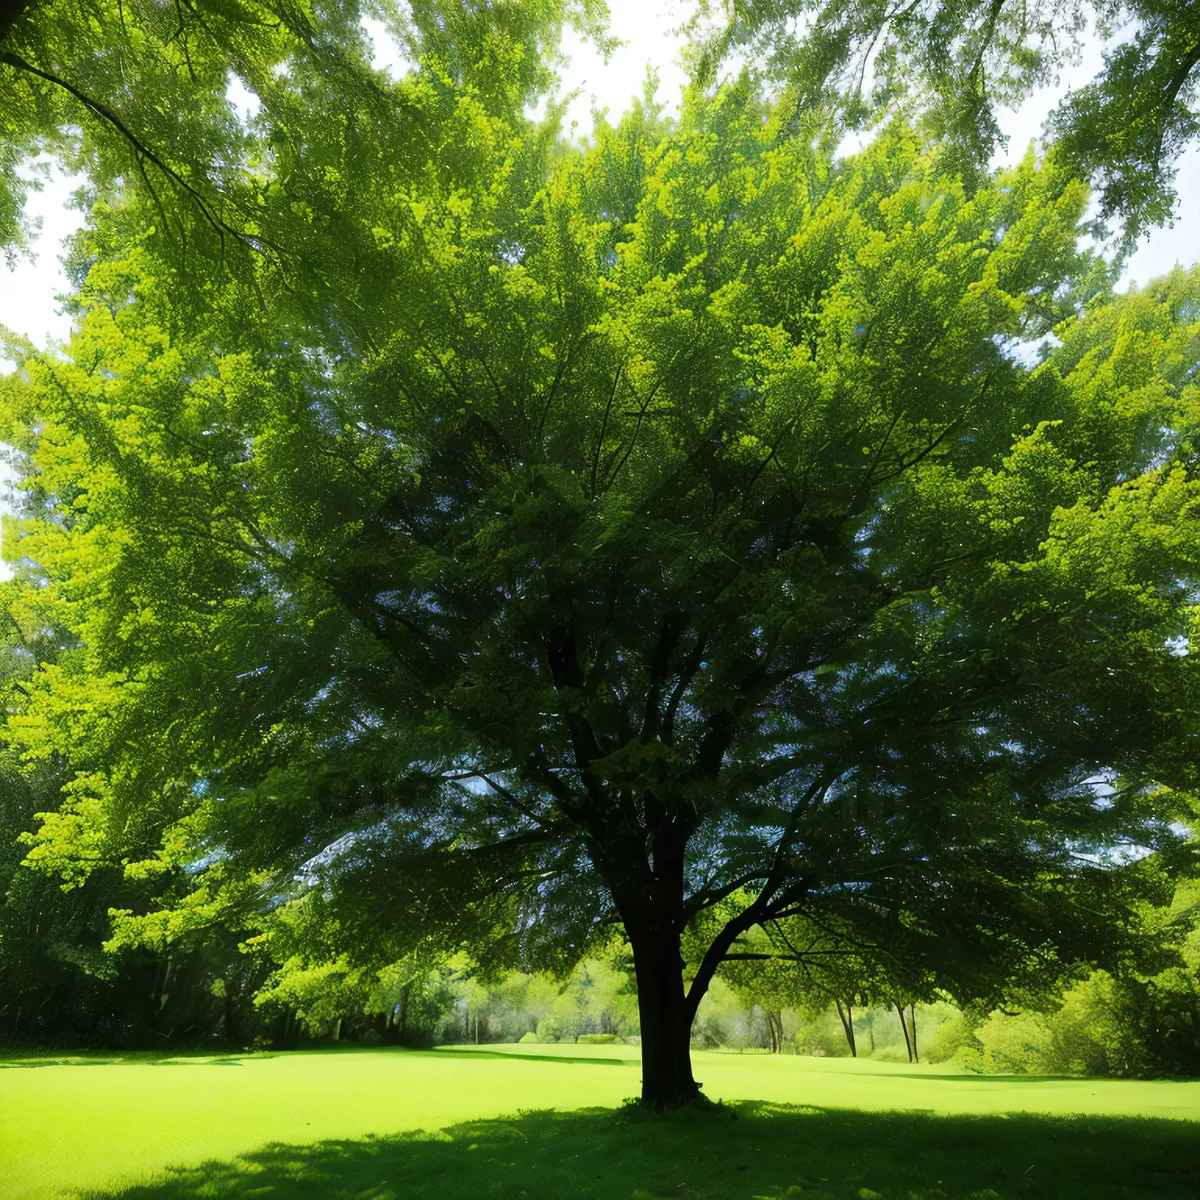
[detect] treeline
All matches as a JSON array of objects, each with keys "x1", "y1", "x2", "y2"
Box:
[{"x1": 697, "y1": 963, "x2": 1200, "y2": 1078}]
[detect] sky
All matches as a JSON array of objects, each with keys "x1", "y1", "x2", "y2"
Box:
[{"x1": 0, "y1": 0, "x2": 1197, "y2": 361}]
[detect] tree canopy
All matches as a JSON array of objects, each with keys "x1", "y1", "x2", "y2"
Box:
[
  {"x1": 2, "y1": 0, "x2": 1200, "y2": 1108},
  {"x1": 4, "y1": 0, "x2": 1199, "y2": 267},
  {"x1": 692, "y1": 0, "x2": 1200, "y2": 243},
  {"x1": 0, "y1": 0, "x2": 613, "y2": 264}
]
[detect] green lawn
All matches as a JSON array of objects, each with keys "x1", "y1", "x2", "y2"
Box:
[{"x1": 2, "y1": 1044, "x2": 1198, "y2": 1199}]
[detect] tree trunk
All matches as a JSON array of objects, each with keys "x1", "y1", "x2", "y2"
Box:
[
  {"x1": 834, "y1": 998, "x2": 857, "y2": 1057},
  {"x1": 895, "y1": 1002, "x2": 913, "y2": 1062},
  {"x1": 223, "y1": 988, "x2": 240, "y2": 1043},
  {"x1": 908, "y1": 1004, "x2": 918, "y2": 1063},
  {"x1": 625, "y1": 916, "x2": 701, "y2": 1109},
  {"x1": 766, "y1": 1008, "x2": 782, "y2": 1054},
  {"x1": 397, "y1": 982, "x2": 411, "y2": 1045}
]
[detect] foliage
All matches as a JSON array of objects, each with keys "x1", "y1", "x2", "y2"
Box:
[
  {"x1": 691, "y1": 0, "x2": 1200, "y2": 243},
  {"x1": 0, "y1": 0, "x2": 614, "y2": 264},
  {"x1": 247, "y1": 897, "x2": 457, "y2": 1043},
  {"x1": 962, "y1": 879, "x2": 1200, "y2": 1076},
  {"x1": 3, "y1": 0, "x2": 1200, "y2": 1107},
  {"x1": 535, "y1": 956, "x2": 639, "y2": 1042},
  {"x1": 0, "y1": 575, "x2": 267, "y2": 1047},
  {"x1": 922, "y1": 1005, "x2": 979, "y2": 1064},
  {"x1": 463, "y1": 970, "x2": 560, "y2": 1043}
]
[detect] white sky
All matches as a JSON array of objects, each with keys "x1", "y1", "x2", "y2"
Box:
[{"x1": 1, "y1": 0, "x2": 1197, "y2": 359}]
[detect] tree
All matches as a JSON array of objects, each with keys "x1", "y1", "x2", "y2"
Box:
[
  {"x1": 5, "y1": 27, "x2": 1200, "y2": 1104},
  {"x1": 537, "y1": 957, "x2": 638, "y2": 1042},
  {"x1": 724, "y1": 912, "x2": 916, "y2": 1057},
  {"x1": 247, "y1": 897, "x2": 457, "y2": 1045},
  {"x1": 720, "y1": 927, "x2": 802, "y2": 1053},
  {"x1": 691, "y1": 0, "x2": 1200, "y2": 243},
  {"x1": 0, "y1": 0, "x2": 612, "y2": 266},
  {"x1": 0, "y1": 573, "x2": 251, "y2": 1048}
]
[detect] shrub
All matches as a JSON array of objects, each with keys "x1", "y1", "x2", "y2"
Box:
[
  {"x1": 924, "y1": 1009, "x2": 980, "y2": 1065},
  {"x1": 977, "y1": 1010, "x2": 1055, "y2": 1074}
]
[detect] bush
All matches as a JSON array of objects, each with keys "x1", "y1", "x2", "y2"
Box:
[
  {"x1": 578, "y1": 1033, "x2": 624, "y2": 1044},
  {"x1": 924, "y1": 1009, "x2": 979, "y2": 1065},
  {"x1": 1046, "y1": 971, "x2": 1148, "y2": 1077},
  {"x1": 977, "y1": 1010, "x2": 1054, "y2": 1074},
  {"x1": 794, "y1": 1006, "x2": 853, "y2": 1057},
  {"x1": 970, "y1": 971, "x2": 1159, "y2": 1077}
]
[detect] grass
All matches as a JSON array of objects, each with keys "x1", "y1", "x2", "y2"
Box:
[{"x1": 2, "y1": 1043, "x2": 1198, "y2": 1199}]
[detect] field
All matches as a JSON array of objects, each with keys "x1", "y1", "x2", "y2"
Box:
[{"x1": 3, "y1": 1044, "x2": 1199, "y2": 1199}]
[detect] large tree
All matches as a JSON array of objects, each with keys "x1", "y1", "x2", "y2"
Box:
[{"x1": 4, "y1": 24, "x2": 1200, "y2": 1103}]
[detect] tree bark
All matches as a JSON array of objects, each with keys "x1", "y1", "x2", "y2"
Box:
[
  {"x1": 624, "y1": 913, "x2": 701, "y2": 1108},
  {"x1": 895, "y1": 1001, "x2": 913, "y2": 1062},
  {"x1": 766, "y1": 1007, "x2": 782, "y2": 1054},
  {"x1": 834, "y1": 998, "x2": 857, "y2": 1057}
]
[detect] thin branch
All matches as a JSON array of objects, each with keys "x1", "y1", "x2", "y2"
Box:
[
  {"x1": 590, "y1": 362, "x2": 623, "y2": 495},
  {"x1": 603, "y1": 351, "x2": 681, "y2": 487},
  {"x1": 968, "y1": 0, "x2": 1008, "y2": 89},
  {"x1": 662, "y1": 629, "x2": 708, "y2": 742},
  {"x1": 683, "y1": 868, "x2": 770, "y2": 916},
  {"x1": 1150, "y1": 36, "x2": 1200, "y2": 175},
  {"x1": 448, "y1": 770, "x2": 566, "y2": 835},
  {"x1": 536, "y1": 327, "x2": 588, "y2": 441},
  {"x1": 0, "y1": 50, "x2": 285, "y2": 260}
]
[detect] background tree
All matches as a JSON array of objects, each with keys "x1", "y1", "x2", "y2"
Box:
[
  {"x1": 248, "y1": 902, "x2": 457, "y2": 1046},
  {"x1": 691, "y1": 0, "x2": 1200, "y2": 243},
  {"x1": 725, "y1": 914, "x2": 907, "y2": 1057},
  {"x1": 720, "y1": 927, "x2": 801, "y2": 1053},
  {"x1": 776, "y1": 923, "x2": 881, "y2": 1059},
  {"x1": 0, "y1": 572, "x2": 251, "y2": 1046}
]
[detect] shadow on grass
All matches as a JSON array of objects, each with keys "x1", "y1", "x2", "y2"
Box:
[
  {"x1": 0, "y1": 1052, "x2": 258, "y2": 1069},
  {"x1": 0, "y1": 1046, "x2": 639, "y2": 1072},
  {"x1": 89, "y1": 1103, "x2": 1200, "y2": 1200},
  {"x1": 0, "y1": 1046, "x2": 417, "y2": 1069},
  {"x1": 910, "y1": 1074, "x2": 1081, "y2": 1084},
  {"x1": 429, "y1": 1048, "x2": 636, "y2": 1068}
]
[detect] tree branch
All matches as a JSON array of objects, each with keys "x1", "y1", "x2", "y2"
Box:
[{"x1": 0, "y1": 50, "x2": 282, "y2": 258}]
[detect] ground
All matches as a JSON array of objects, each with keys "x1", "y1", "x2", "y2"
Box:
[{"x1": 2, "y1": 1043, "x2": 1198, "y2": 1199}]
